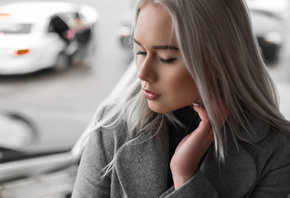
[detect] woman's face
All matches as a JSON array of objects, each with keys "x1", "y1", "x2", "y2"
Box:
[{"x1": 135, "y1": 4, "x2": 199, "y2": 113}]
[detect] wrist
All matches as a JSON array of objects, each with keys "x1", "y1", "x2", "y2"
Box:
[{"x1": 172, "y1": 172, "x2": 194, "y2": 189}]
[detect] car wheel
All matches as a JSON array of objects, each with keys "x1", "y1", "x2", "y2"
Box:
[{"x1": 54, "y1": 52, "x2": 70, "y2": 72}]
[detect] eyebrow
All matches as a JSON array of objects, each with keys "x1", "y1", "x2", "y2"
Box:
[{"x1": 134, "y1": 38, "x2": 179, "y2": 51}]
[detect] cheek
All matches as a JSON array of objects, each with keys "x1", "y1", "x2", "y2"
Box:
[
  {"x1": 136, "y1": 56, "x2": 143, "y2": 71},
  {"x1": 171, "y1": 71, "x2": 198, "y2": 100}
]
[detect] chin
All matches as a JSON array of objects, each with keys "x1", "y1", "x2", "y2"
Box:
[
  {"x1": 148, "y1": 103, "x2": 169, "y2": 113},
  {"x1": 148, "y1": 106, "x2": 164, "y2": 113},
  {"x1": 148, "y1": 102, "x2": 189, "y2": 113}
]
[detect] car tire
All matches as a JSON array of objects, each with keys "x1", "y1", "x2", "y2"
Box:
[{"x1": 54, "y1": 52, "x2": 71, "y2": 72}]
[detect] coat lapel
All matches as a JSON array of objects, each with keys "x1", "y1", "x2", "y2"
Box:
[
  {"x1": 115, "y1": 128, "x2": 170, "y2": 197},
  {"x1": 200, "y1": 142, "x2": 257, "y2": 197},
  {"x1": 200, "y1": 118, "x2": 270, "y2": 197}
]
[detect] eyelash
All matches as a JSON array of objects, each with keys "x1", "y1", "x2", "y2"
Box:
[
  {"x1": 136, "y1": 51, "x2": 147, "y2": 56},
  {"x1": 136, "y1": 51, "x2": 177, "y2": 64}
]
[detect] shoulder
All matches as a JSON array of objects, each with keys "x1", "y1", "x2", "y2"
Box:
[
  {"x1": 216, "y1": 123, "x2": 290, "y2": 196},
  {"x1": 241, "y1": 127, "x2": 290, "y2": 196},
  {"x1": 240, "y1": 123, "x2": 290, "y2": 173},
  {"x1": 83, "y1": 120, "x2": 128, "y2": 170},
  {"x1": 265, "y1": 127, "x2": 290, "y2": 164},
  {"x1": 86, "y1": 105, "x2": 129, "y2": 163},
  {"x1": 238, "y1": 112, "x2": 290, "y2": 153},
  {"x1": 256, "y1": 125, "x2": 290, "y2": 155}
]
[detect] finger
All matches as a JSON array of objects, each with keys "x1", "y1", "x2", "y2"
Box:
[
  {"x1": 176, "y1": 127, "x2": 214, "y2": 161},
  {"x1": 201, "y1": 128, "x2": 214, "y2": 150},
  {"x1": 187, "y1": 127, "x2": 214, "y2": 148},
  {"x1": 192, "y1": 105, "x2": 211, "y2": 132},
  {"x1": 192, "y1": 104, "x2": 209, "y2": 121}
]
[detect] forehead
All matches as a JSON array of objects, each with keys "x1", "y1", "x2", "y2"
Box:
[
  {"x1": 137, "y1": 4, "x2": 171, "y2": 25},
  {"x1": 135, "y1": 4, "x2": 177, "y2": 45}
]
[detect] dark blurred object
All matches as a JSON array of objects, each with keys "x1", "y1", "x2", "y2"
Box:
[
  {"x1": 69, "y1": 12, "x2": 90, "y2": 42},
  {"x1": 250, "y1": 10, "x2": 284, "y2": 66},
  {"x1": 246, "y1": 0, "x2": 288, "y2": 66},
  {"x1": 0, "y1": 1, "x2": 99, "y2": 75},
  {"x1": 67, "y1": 11, "x2": 92, "y2": 63},
  {"x1": 49, "y1": 15, "x2": 70, "y2": 44},
  {"x1": 117, "y1": 12, "x2": 134, "y2": 50},
  {"x1": 257, "y1": 35, "x2": 281, "y2": 64}
]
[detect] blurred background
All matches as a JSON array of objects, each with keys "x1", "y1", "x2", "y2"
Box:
[{"x1": 0, "y1": 0, "x2": 290, "y2": 197}]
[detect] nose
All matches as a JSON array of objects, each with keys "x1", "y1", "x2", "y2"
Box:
[{"x1": 137, "y1": 58, "x2": 157, "y2": 83}]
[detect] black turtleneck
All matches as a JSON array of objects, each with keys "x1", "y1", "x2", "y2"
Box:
[{"x1": 167, "y1": 105, "x2": 200, "y2": 189}]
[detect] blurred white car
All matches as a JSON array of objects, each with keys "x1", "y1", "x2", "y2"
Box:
[{"x1": 0, "y1": 1, "x2": 99, "y2": 75}]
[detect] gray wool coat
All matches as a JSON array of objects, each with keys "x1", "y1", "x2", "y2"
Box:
[{"x1": 72, "y1": 116, "x2": 290, "y2": 198}]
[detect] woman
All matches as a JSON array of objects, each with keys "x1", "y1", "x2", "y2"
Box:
[{"x1": 72, "y1": 0, "x2": 290, "y2": 197}]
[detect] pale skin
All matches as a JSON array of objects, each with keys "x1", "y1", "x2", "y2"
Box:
[
  {"x1": 135, "y1": 4, "x2": 228, "y2": 189},
  {"x1": 170, "y1": 105, "x2": 213, "y2": 188},
  {"x1": 135, "y1": 4, "x2": 198, "y2": 113},
  {"x1": 170, "y1": 103, "x2": 228, "y2": 189}
]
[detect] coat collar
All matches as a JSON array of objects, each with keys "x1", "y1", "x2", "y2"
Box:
[
  {"x1": 200, "y1": 117, "x2": 270, "y2": 196},
  {"x1": 115, "y1": 128, "x2": 170, "y2": 197},
  {"x1": 201, "y1": 141, "x2": 257, "y2": 197},
  {"x1": 114, "y1": 117, "x2": 270, "y2": 197}
]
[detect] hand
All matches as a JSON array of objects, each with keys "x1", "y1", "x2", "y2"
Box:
[{"x1": 170, "y1": 103, "x2": 228, "y2": 189}]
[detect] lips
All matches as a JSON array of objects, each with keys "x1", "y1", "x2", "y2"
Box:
[{"x1": 143, "y1": 88, "x2": 160, "y2": 100}]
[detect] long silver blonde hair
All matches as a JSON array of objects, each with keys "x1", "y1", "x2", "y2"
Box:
[{"x1": 90, "y1": 0, "x2": 290, "y2": 167}]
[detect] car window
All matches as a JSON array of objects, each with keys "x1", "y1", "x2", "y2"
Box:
[{"x1": 0, "y1": 23, "x2": 32, "y2": 34}]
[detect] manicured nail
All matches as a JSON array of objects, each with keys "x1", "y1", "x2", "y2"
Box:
[{"x1": 192, "y1": 103, "x2": 199, "y2": 107}]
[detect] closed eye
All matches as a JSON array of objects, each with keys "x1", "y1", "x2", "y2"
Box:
[
  {"x1": 136, "y1": 51, "x2": 147, "y2": 55},
  {"x1": 136, "y1": 50, "x2": 177, "y2": 64},
  {"x1": 159, "y1": 57, "x2": 177, "y2": 64}
]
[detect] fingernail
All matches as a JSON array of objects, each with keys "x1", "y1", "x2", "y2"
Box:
[{"x1": 192, "y1": 103, "x2": 199, "y2": 107}]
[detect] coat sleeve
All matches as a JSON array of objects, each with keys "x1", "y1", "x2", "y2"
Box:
[
  {"x1": 71, "y1": 128, "x2": 113, "y2": 198},
  {"x1": 160, "y1": 170, "x2": 219, "y2": 198}
]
